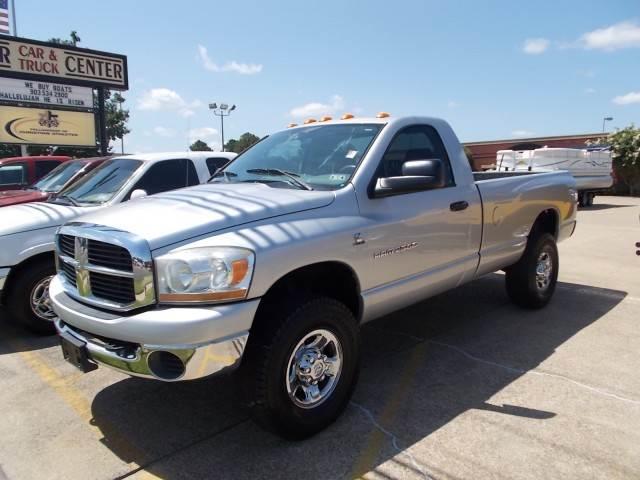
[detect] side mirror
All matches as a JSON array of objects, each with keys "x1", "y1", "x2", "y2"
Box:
[
  {"x1": 130, "y1": 189, "x2": 147, "y2": 200},
  {"x1": 373, "y1": 159, "x2": 445, "y2": 198}
]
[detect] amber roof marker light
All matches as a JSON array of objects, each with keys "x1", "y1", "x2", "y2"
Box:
[
  {"x1": 376, "y1": 112, "x2": 391, "y2": 118},
  {"x1": 304, "y1": 118, "x2": 317, "y2": 124},
  {"x1": 320, "y1": 116, "x2": 333, "y2": 122},
  {"x1": 287, "y1": 123, "x2": 298, "y2": 128},
  {"x1": 341, "y1": 113, "x2": 355, "y2": 120}
]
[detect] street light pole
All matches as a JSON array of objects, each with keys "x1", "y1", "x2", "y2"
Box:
[
  {"x1": 602, "y1": 116, "x2": 613, "y2": 133},
  {"x1": 209, "y1": 103, "x2": 236, "y2": 152}
]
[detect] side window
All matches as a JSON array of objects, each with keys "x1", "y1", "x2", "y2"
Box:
[
  {"x1": 0, "y1": 163, "x2": 27, "y2": 186},
  {"x1": 206, "y1": 157, "x2": 231, "y2": 175},
  {"x1": 129, "y1": 159, "x2": 197, "y2": 197},
  {"x1": 35, "y1": 160, "x2": 62, "y2": 178},
  {"x1": 378, "y1": 125, "x2": 454, "y2": 186}
]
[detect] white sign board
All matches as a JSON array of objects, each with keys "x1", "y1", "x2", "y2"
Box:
[{"x1": 0, "y1": 77, "x2": 93, "y2": 108}]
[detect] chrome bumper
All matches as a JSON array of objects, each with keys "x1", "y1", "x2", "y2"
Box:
[
  {"x1": 55, "y1": 318, "x2": 248, "y2": 381},
  {"x1": 49, "y1": 274, "x2": 260, "y2": 382},
  {"x1": 0, "y1": 267, "x2": 9, "y2": 292}
]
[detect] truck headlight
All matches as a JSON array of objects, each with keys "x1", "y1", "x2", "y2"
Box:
[{"x1": 156, "y1": 247, "x2": 254, "y2": 304}]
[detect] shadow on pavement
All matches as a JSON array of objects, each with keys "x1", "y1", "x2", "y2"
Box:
[
  {"x1": 89, "y1": 274, "x2": 626, "y2": 479},
  {"x1": 0, "y1": 310, "x2": 58, "y2": 355}
]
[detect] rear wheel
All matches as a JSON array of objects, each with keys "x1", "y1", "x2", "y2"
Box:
[
  {"x1": 242, "y1": 296, "x2": 360, "y2": 439},
  {"x1": 7, "y1": 261, "x2": 57, "y2": 335},
  {"x1": 505, "y1": 233, "x2": 558, "y2": 309}
]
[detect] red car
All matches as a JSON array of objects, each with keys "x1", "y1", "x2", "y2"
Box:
[
  {"x1": 0, "y1": 157, "x2": 110, "y2": 207},
  {"x1": 0, "y1": 156, "x2": 72, "y2": 191}
]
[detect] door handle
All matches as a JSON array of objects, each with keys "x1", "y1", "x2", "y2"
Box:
[{"x1": 450, "y1": 201, "x2": 469, "y2": 212}]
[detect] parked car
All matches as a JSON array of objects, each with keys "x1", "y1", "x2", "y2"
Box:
[
  {"x1": 0, "y1": 157, "x2": 110, "y2": 208},
  {"x1": 0, "y1": 156, "x2": 72, "y2": 191},
  {"x1": 49, "y1": 115, "x2": 576, "y2": 439},
  {"x1": 0, "y1": 151, "x2": 236, "y2": 334},
  {"x1": 495, "y1": 146, "x2": 613, "y2": 207}
]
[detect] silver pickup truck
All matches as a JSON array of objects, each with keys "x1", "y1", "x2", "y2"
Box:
[{"x1": 50, "y1": 115, "x2": 577, "y2": 439}]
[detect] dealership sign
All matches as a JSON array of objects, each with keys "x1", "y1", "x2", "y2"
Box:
[
  {"x1": 0, "y1": 77, "x2": 93, "y2": 107},
  {"x1": 0, "y1": 105, "x2": 96, "y2": 146},
  {"x1": 0, "y1": 34, "x2": 128, "y2": 89}
]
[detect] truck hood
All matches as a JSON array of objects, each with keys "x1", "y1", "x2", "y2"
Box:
[
  {"x1": 74, "y1": 183, "x2": 336, "y2": 250},
  {"x1": 0, "y1": 201, "x2": 100, "y2": 237},
  {"x1": 0, "y1": 189, "x2": 49, "y2": 207}
]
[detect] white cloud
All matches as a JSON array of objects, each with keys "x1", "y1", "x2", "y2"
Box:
[
  {"x1": 580, "y1": 21, "x2": 640, "y2": 51},
  {"x1": 584, "y1": 87, "x2": 596, "y2": 94},
  {"x1": 289, "y1": 95, "x2": 345, "y2": 118},
  {"x1": 523, "y1": 38, "x2": 550, "y2": 54},
  {"x1": 188, "y1": 127, "x2": 219, "y2": 147},
  {"x1": 447, "y1": 100, "x2": 460, "y2": 108},
  {"x1": 137, "y1": 88, "x2": 202, "y2": 117},
  {"x1": 512, "y1": 130, "x2": 535, "y2": 137},
  {"x1": 197, "y1": 45, "x2": 263, "y2": 75},
  {"x1": 153, "y1": 126, "x2": 175, "y2": 137},
  {"x1": 613, "y1": 91, "x2": 640, "y2": 105}
]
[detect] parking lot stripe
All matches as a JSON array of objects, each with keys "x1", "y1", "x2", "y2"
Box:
[
  {"x1": 349, "y1": 341, "x2": 433, "y2": 479},
  {"x1": 11, "y1": 342, "x2": 163, "y2": 480}
]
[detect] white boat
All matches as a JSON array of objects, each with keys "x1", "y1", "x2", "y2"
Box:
[{"x1": 495, "y1": 147, "x2": 613, "y2": 206}]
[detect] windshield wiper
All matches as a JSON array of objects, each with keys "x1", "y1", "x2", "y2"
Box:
[
  {"x1": 245, "y1": 168, "x2": 313, "y2": 190},
  {"x1": 208, "y1": 170, "x2": 238, "y2": 183},
  {"x1": 53, "y1": 193, "x2": 80, "y2": 206}
]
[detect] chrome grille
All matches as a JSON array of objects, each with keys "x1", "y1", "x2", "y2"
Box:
[
  {"x1": 55, "y1": 223, "x2": 155, "y2": 312},
  {"x1": 88, "y1": 239, "x2": 133, "y2": 272},
  {"x1": 58, "y1": 234, "x2": 75, "y2": 257},
  {"x1": 89, "y1": 271, "x2": 135, "y2": 304},
  {"x1": 60, "y1": 260, "x2": 77, "y2": 287}
]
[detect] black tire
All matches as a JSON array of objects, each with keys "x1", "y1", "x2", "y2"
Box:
[
  {"x1": 505, "y1": 233, "x2": 558, "y2": 309},
  {"x1": 7, "y1": 261, "x2": 57, "y2": 335},
  {"x1": 585, "y1": 192, "x2": 594, "y2": 207},
  {"x1": 241, "y1": 296, "x2": 360, "y2": 440},
  {"x1": 578, "y1": 193, "x2": 585, "y2": 207}
]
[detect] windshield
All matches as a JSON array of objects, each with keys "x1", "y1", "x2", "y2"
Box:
[
  {"x1": 210, "y1": 124, "x2": 382, "y2": 190},
  {"x1": 33, "y1": 161, "x2": 86, "y2": 193},
  {"x1": 57, "y1": 158, "x2": 143, "y2": 205}
]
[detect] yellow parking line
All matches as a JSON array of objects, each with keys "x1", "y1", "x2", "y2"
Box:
[
  {"x1": 350, "y1": 341, "x2": 429, "y2": 478},
  {"x1": 12, "y1": 341, "x2": 162, "y2": 480}
]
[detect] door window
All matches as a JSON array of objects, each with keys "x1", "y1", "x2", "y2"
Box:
[
  {"x1": 206, "y1": 157, "x2": 231, "y2": 175},
  {"x1": 0, "y1": 163, "x2": 27, "y2": 186},
  {"x1": 129, "y1": 158, "x2": 199, "y2": 197},
  {"x1": 35, "y1": 159, "x2": 62, "y2": 179},
  {"x1": 377, "y1": 125, "x2": 454, "y2": 186}
]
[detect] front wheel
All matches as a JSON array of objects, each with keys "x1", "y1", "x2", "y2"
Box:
[
  {"x1": 242, "y1": 297, "x2": 360, "y2": 439},
  {"x1": 7, "y1": 261, "x2": 57, "y2": 335},
  {"x1": 505, "y1": 233, "x2": 559, "y2": 309}
]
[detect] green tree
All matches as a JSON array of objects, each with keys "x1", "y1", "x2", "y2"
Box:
[
  {"x1": 589, "y1": 125, "x2": 640, "y2": 196},
  {"x1": 0, "y1": 144, "x2": 20, "y2": 159},
  {"x1": 48, "y1": 32, "x2": 130, "y2": 155},
  {"x1": 224, "y1": 132, "x2": 260, "y2": 153},
  {"x1": 190, "y1": 139, "x2": 213, "y2": 151}
]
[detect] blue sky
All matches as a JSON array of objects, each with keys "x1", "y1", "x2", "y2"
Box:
[{"x1": 14, "y1": 0, "x2": 640, "y2": 152}]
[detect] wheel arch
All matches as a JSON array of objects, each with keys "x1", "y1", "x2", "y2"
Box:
[
  {"x1": 531, "y1": 208, "x2": 559, "y2": 240},
  {"x1": 2, "y1": 251, "x2": 56, "y2": 303},
  {"x1": 253, "y1": 261, "x2": 363, "y2": 326}
]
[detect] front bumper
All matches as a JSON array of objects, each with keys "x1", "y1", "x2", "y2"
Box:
[{"x1": 49, "y1": 275, "x2": 260, "y2": 381}]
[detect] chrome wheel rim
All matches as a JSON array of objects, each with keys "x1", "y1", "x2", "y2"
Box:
[
  {"x1": 30, "y1": 275, "x2": 56, "y2": 322},
  {"x1": 535, "y1": 251, "x2": 553, "y2": 290},
  {"x1": 285, "y1": 329, "x2": 343, "y2": 409}
]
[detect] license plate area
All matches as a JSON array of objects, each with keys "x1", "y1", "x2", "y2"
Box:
[{"x1": 59, "y1": 332, "x2": 98, "y2": 373}]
